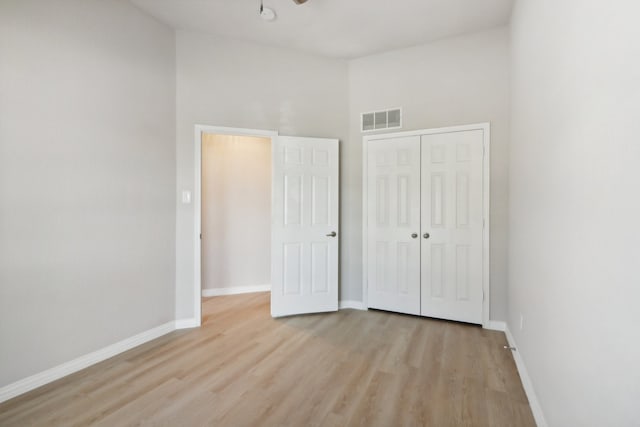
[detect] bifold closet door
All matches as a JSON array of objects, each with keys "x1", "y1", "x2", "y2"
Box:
[
  {"x1": 367, "y1": 136, "x2": 421, "y2": 315},
  {"x1": 420, "y1": 130, "x2": 484, "y2": 324}
]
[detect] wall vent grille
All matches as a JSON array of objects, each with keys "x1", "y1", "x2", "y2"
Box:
[{"x1": 361, "y1": 108, "x2": 402, "y2": 132}]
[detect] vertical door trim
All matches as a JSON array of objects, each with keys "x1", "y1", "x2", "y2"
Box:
[
  {"x1": 193, "y1": 125, "x2": 278, "y2": 327},
  {"x1": 362, "y1": 123, "x2": 491, "y2": 327}
]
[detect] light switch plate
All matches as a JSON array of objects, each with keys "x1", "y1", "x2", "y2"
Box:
[{"x1": 181, "y1": 190, "x2": 191, "y2": 204}]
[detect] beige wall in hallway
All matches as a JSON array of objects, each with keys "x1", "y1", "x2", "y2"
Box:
[{"x1": 201, "y1": 134, "x2": 271, "y2": 292}]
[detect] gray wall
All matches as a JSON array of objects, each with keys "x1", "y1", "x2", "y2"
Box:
[
  {"x1": 0, "y1": 0, "x2": 176, "y2": 387},
  {"x1": 175, "y1": 31, "x2": 350, "y2": 319},
  {"x1": 509, "y1": 0, "x2": 640, "y2": 425},
  {"x1": 348, "y1": 28, "x2": 510, "y2": 319},
  {"x1": 201, "y1": 134, "x2": 271, "y2": 291}
]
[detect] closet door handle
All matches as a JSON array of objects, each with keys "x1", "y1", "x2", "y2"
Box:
[
  {"x1": 423, "y1": 233, "x2": 430, "y2": 239},
  {"x1": 326, "y1": 231, "x2": 337, "y2": 237},
  {"x1": 411, "y1": 233, "x2": 418, "y2": 239}
]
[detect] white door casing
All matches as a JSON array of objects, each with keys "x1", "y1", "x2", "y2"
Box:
[
  {"x1": 366, "y1": 136, "x2": 421, "y2": 315},
  {"x1": 271, "y1": 136, "x2": 339, "y2": 317},
  {"x1": 421, "y1": 130, "x2": 484, "y2": 324}
]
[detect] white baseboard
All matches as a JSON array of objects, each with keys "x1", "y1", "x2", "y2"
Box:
[
  {"x1": 339, "y1": 300, "x2": 367, "y2": 310},
  {"x1": 0, "y1": 321, "x2": 176, "y2": 404},
  {"x1": 202, "y1": 284, "x2": 271, "y2": 297},
  {"x1": 175, "y1": 318, "x2": 200, "y2": 329},
  {"x1": 484, "y1": 320, "x2": 506, "y2": 331},
  {"x1": 505, "y1": 326, "x2": 548, "y2": 427}
]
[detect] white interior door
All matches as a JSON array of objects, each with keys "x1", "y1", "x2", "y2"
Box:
[
  {"x1": 367, "y1": 136, "x2": 421, "y2": 315},
  {"x1": 271, "y1": 136, "x2": 339, "y2": 317},
  {"x1": 421, "y1": 130, "x2": 484, "y2": 324}
]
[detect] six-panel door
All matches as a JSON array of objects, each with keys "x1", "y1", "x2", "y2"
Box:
[
  {"x1": 366, "y1": 136, "x2": 421, "y2": 315},
  {"x1": 271, "y1": 136, "x2": 339, "y2": 317},
  {"x1": 421, "y1": 130, "x2": 484, "y2": 324}
]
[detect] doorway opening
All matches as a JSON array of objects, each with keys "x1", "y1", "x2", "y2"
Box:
[
  {"x1": 194, "y1": 126, "x2": 278, "y2": 324},
  {"x1": 202, "y1": 133, "x2": 271, "y2": 295}
]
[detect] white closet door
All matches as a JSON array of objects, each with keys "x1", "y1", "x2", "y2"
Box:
[
  {"x1": 421, "y1": 130, "x2": 484, "y2": 324},
  {"x1": 271, "y1": 136, "x2": 339, "y2": 317},
  {"x1": 367, "y1": 136, "x2": 421, "y2": 315}
]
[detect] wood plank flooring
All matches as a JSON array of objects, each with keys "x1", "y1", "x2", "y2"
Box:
[{"x1": 0, "y1": 293, "x2": 536, "y2": 426}]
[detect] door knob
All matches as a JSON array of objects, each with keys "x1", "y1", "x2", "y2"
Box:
[
  {"x1": 411, "y1": 233, "x2": 418, "y2": 239},
  {"x1": 326, "y1": 231, "x2": 337, "y2": 237},
  {"x1": 423, "y1": 233, "x2": 430, "y2": 239}
]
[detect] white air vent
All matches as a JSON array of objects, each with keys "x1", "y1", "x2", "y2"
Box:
[{"x1": 361, "y1": 108, "x2": 402, "y2": 132}]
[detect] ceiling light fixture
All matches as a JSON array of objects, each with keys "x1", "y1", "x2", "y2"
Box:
[{"x1": 259, "y1": 0, "x2": 276, "y2": 21}]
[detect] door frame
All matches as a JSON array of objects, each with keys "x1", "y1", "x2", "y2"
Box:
[
  {"x1": 193, "y1": 124, "x2": 278, "y2": 324},
  {"x1": 362, "y1": 122, "x2": 491, "y2": 327}
]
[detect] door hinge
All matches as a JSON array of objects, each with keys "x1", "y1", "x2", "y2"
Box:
[{"x1": 200, "y1": 233, "x2": 202, "y2": 240}]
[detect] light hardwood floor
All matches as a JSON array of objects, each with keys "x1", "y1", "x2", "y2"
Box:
[{"x1": 0, "y1": 293, "x2": 535, "y2": 426}]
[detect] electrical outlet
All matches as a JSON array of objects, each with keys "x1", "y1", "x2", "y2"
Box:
[{"x1": 519, "y1": 314, "x2": 524, "y2": 330}]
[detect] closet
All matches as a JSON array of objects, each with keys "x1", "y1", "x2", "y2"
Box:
[{"x1": 364, "y1": 124, "x2": 489, "y2": 325}]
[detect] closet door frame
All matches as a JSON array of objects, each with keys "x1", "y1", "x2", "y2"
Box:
[{"x1": 362, "y1": 123, "x2": 492, "y2": 328}]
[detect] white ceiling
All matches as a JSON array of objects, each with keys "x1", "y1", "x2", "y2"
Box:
[{"x1": 130, "y1": 0, "x2": 513, "y2": 59}]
